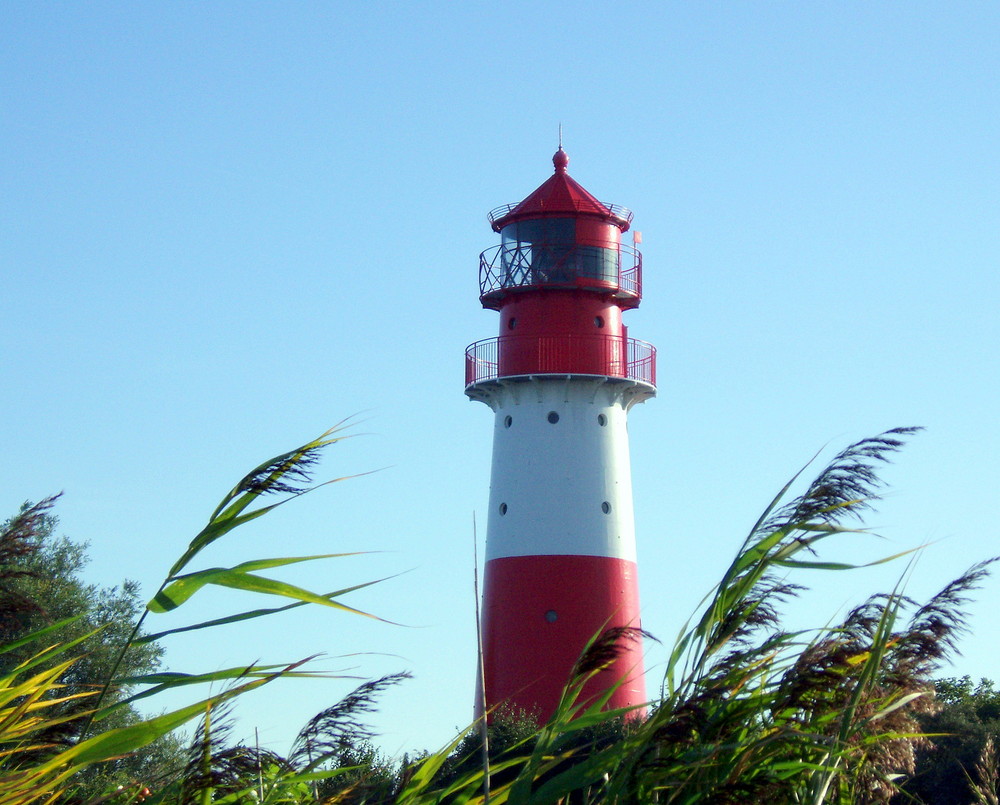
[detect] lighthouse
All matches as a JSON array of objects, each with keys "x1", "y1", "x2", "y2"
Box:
[{"x1": 465, "y1": 148, "x2": 656, "y2": 723}]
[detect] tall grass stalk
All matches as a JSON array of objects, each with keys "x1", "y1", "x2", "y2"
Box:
[
  {"x1": 87, "y1": 424, "x2": 385, "y2": 734},
  {"x1": 410, "y1": 428, "x2": 994, "y2": 804},
  {"x1": 3, "y1": 426, "x2": 993, "y2": 804},
  {"x1": 2, "y1": 425, "x2": 392, "y2": 803}
]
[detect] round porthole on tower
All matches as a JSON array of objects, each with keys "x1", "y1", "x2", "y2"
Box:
[
  {"x1": 547, "y1": 411, "x2": 559, "y2": 424},
  {"x1": 544, "y1": 610, "x2": 558, "y2": 623},
  {"x1": 499, "y1": 502, "x2": 508, "y2": 516},
  {"x1": 601, "y1": 501, "x2": 612, "y2": 514},
  {"x1": 594, "y1": 316, "x2": 604, "y2": 328},
  {"x1": 504, "y1": 415, "x2": 513, "y2": 428},
  {"x1": 508, "y1": 317, "x2": 517, "y2": 330},
  {"x1": 597, "y1": 414, "x2": 607, "y2": 426}
]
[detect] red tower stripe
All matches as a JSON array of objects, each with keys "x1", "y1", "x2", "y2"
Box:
[{"x1": 481, "y1": 554, "x2": 645, "y2": 724}]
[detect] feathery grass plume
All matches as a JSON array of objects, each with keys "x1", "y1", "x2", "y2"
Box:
[
  {"x1": 896, "y1": 558, "x2": 997, "y2": 674},
  {"x1": 571, "y1": 626, "x2": 656, "y2": 681},
  {"x1": 766, "y1": 426, "x2": 921, "y2": 530},
  {"x1": 233, "y1": 448, "x2": 323, "y2": 498},
  {"x1": 971, "y1": 736, "x2": 1000, "y2": 805},
  {"x1": 175, "y1": 696, "x2": 289, "y2": 805},
  {"x1": 88, "y1": 424, "x2": 383, "y2": 733},
  {"x1": 0, "y1": 496, "x2": 59, "y2": 567},
  {"x1": 675, "y1": 429, "x2": 923, "y2": 695},
  {"x1": 0, "y1": 496, "x2": 61, "y2": 627},
  {"x1": 289, "y1": 672, "x2": 410, "y2": 772}
]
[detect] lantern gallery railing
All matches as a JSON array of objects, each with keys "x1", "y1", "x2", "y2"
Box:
[
  {"x1": 487, "y1": 202, "x2": 634, "y2": 229},
  {"x1": 479, "y1": 242, "x2": 642, "y2": 305},
  {"x1": 465, "y1": 334, "x2": 656, "y2": 388}
]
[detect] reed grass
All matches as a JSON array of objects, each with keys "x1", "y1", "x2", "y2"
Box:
[{"x1": 1, "y1": 427, "x2": 992, "y2": 804}]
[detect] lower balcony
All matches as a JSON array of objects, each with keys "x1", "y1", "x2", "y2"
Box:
[{"x1": 465, "y1": 334, "x2": 656, "y2": 388}]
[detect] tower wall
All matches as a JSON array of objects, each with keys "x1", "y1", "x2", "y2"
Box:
[
  {"x1": 467, "y1": 148, "x2": 654, "y2": 724},
  {"x1": 477, "y1": 377, "x2": 646, "y2": 721}
]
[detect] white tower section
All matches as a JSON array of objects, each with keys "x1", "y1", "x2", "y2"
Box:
[{"x1": 478, "y1": 376, "x2": 652, "y2": 563}]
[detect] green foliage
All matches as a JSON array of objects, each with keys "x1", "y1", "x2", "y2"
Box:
[
  {"x1": 1, "y1": 425, "x2": 390, "y2": 804},
  {"x1": 935, "y1": 677, "x2": 1000, "y2": 721},
  {"x1": 315, "y1": 742, "x2": 402, "y2": 804},
  {"x1": 1, "y1": 426, "x2": 994, "y2": 805},
  {"x1": 395, "y1": 429, "x2": 995, "y2": 805},
  {"x1": 897, "y1": 677, "x2": 1000, "y2": 804},
  {"x1": 436, "y1": 705, "x2": 541, "y2": 792},
  {"x1": 0, "y1": 498, "x2": 182, "y2": 797}
]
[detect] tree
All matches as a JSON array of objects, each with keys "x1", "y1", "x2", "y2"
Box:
[
  {"x1": 896, "y1": 677, "x2": 1000, "y2": 804},
  {"x1": 0, "y1": 496, "x2": 183, "y2": 796}
]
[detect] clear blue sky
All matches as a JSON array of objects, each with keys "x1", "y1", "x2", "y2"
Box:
[{"x1": 2, "y1": 2, "x2": 998, "y2": 757}]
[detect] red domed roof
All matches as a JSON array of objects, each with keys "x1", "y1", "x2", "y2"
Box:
[{"x1": 489, "y1": 149, "x2": 632, "y2": 232}]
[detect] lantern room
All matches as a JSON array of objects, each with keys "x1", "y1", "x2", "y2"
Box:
[
  {"x1": 466, "y1": 148, "x2": 656, "y2": 391},
  {"x1": 478, "y1": 148, "x2": 642, "y2": 310}
]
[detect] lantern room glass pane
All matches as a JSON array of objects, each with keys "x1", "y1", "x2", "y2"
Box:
[
  {"x1": 501, "y1": 218, "x2": 576, "y2": 248},
  {"x1": 577, "y1": 245, "x2": 619, "y2": 283},
  {"x1": 500, "y1": 219, "x2": 573, "y2": 286},
  {"x1": 498, "y1": 219, "x2": 618, "y2": 287}
]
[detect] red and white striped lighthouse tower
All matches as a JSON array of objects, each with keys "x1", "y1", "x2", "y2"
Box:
[{"x1": 465, "y1": 148, "x2": 656, "y2": 722}]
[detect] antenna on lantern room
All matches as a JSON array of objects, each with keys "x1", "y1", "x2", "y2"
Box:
[{"x1": 558, "y1": 122, "x2": 562, "y2": 150}]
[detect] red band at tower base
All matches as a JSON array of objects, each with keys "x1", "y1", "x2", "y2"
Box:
[{"x1": 480, "y1": 554, "x2": 646, "y2": 724}]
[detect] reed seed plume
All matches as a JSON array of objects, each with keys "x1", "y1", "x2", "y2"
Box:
[
  {"x1": 766, "y1": 427, "x2": 921, "y2": 531},
  {"x1": 178, "y1": 697, "x2": 288, "y2": 804},
  {"x1": 289, "y1": 672, "x2": 410, "y2": 770},
  {"x1": 0, "y1": 495, "x2": 61, "y2": 627},
  {"x1": 572, "y1": 626, "x2": 656, "y2": 680},
  {"x1": 0, "y1": 496, "x2": 60, "y2": 561},
  {"x1": 972, "y1": 736, "x2": 1000, "y2": 805},
  {"x1": 716, "y1": 576, "x2": 803, "y2": 650},
  {"x1": 900, "y1": 557, "x2": 999, "y2": 668},
  {"x1": 236, "y1": 448, "x2": 323, "y2": 497}
]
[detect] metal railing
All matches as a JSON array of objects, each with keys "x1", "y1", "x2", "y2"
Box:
[
  {"x1": 479, "y1": 242, "x2": 642, "y2": 302},
  {"x1": 487, "y1": 202, "x2": 633, "y2": 229},
  {"x1": 464, "y1": 334, "x2": 656, "y2": 387}
]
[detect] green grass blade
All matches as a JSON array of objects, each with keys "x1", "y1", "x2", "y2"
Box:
[
  {"x1": 0, "y1": 617, "x2": 83, "y2": 660},
  {"x1": 150, "y1": 554, "x2": 379, "y2": 614},
  {"x1": 150, "y1": 570, "x2": 381, "y2": 619},
  {"x1": 775, "y1": 547, "x2": 919, "y2": 571},
  {"x1": 68, "y1": 671, "x2": 289, "y2": 767},
  {"x1": 98, "y1": 661, "x2": 336, "y2": 718},
  {"x1": 134, "y1": 579, "x2": 387, "y2": 643}
]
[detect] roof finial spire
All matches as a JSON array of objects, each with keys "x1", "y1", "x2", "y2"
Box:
[{"x1": 553, "y1": 125, "x2": 569, "y2": 172}]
